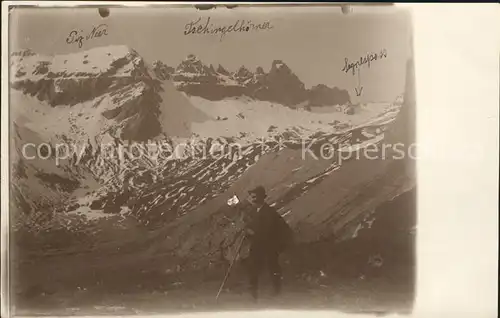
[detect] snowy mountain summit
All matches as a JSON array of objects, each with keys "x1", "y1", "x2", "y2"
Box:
[
  {"x1": 11, "y1": 46, "x2": 151, "y2": 106},
  {"x1": 10, "y1": 45, "x2": 208, "y2": 144}
]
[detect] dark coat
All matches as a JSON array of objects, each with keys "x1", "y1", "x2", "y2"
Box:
[{"x1": 244, "y1": 203, "x2": 293, "y2": 254}]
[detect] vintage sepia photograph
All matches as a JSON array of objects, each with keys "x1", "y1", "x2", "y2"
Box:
[{"x1": 8, "y1": 5, "x2": 416, "y2": 316}]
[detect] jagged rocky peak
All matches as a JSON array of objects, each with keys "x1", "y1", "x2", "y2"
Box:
[
  {"x1": 253, "y1": 66, "x2": 266, "y2": 83},
  {"x1": 266, "y1": 60, "x2": 302, "y2": 86},
  {"x1": 152, "y1": 60, "x2": 174, "y2": 80},
  {"x1": 234, "y1": 66, "x2": 253, "y2": 79},
  {"x1": 255, "y1": 66, "x2": 265, "y2": 75},
  {"x1": 173, "y1": 54, "x2": 246, "y2": 100},
  {"x1": 175, "y1": 54, "x2": 218, "y2": 77},
  {"x1": 251, "y1": 59, "x2": 308, "y2": 105},
  {"x1": 152, "y1": 60, "x2": 166, "y2": 68},
  {"x1": 270, "y1": 59, "x2": 291, "y2": 73},
  {"x1": 163, "y1": 53, "x2": 351, "y2": 108},
  {"x1": 186, "y1": 53, "x2": 198, "y2": 62},
  {"x1": 217, "y1": 64, "x2": 230, "y2": 76},
  {"x1": 175, "y1": 55, "x2": 214, "y2": 79},
  {"x1": 178, "y1": 54, "x2": 201, "y2": 70}
]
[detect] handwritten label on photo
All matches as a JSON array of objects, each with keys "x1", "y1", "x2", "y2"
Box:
[
  {"x1": 184, "y1": 17, "x2": 274, "y2": 41},
  {"x1": 341, "y1": 49, "x2": 388, "y2": 76},
  {"x1": 66, "y1": 24, "x2": 109, "y2": 48}
]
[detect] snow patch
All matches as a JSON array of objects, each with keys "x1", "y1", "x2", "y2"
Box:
[{"x1": 67, "y1": 206, "x2": 110, "y2": 221}]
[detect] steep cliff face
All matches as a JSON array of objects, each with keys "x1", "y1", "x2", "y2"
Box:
[{"x1": 250, "y1": 60, "x2": 308, "y2": 106}]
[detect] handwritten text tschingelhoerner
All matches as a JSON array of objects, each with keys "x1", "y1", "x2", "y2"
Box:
[{"x1": 184, "y1": 17, "x2": 274, "y2": 40}]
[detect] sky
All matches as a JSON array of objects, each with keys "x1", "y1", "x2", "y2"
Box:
[{"x1": 10, "y1": 6, "x2": 412, "y2": 103}]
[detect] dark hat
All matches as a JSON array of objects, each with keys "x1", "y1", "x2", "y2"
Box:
[{"x1": 248, "y1": 185, "x2": 267, "y2": 198}]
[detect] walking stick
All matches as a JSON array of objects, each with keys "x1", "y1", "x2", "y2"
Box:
[{"x1": 216, "y1": 232, "x2": 246, "y2": 301}]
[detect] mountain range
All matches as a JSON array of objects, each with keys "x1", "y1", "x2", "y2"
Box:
[
  {"x1": 10, "y1": 45, "x2": 415, "y2": 310},
  {"x1": 152, "y1": 53, "x2": 351, "y2": 107},
  {"x1": 10, "y1": 45, "x2": 400, "y2": 224}
]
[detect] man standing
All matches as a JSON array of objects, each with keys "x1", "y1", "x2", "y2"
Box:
[{"x1": 243, "y1": 185, "x2": 293, "y2": 301}]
